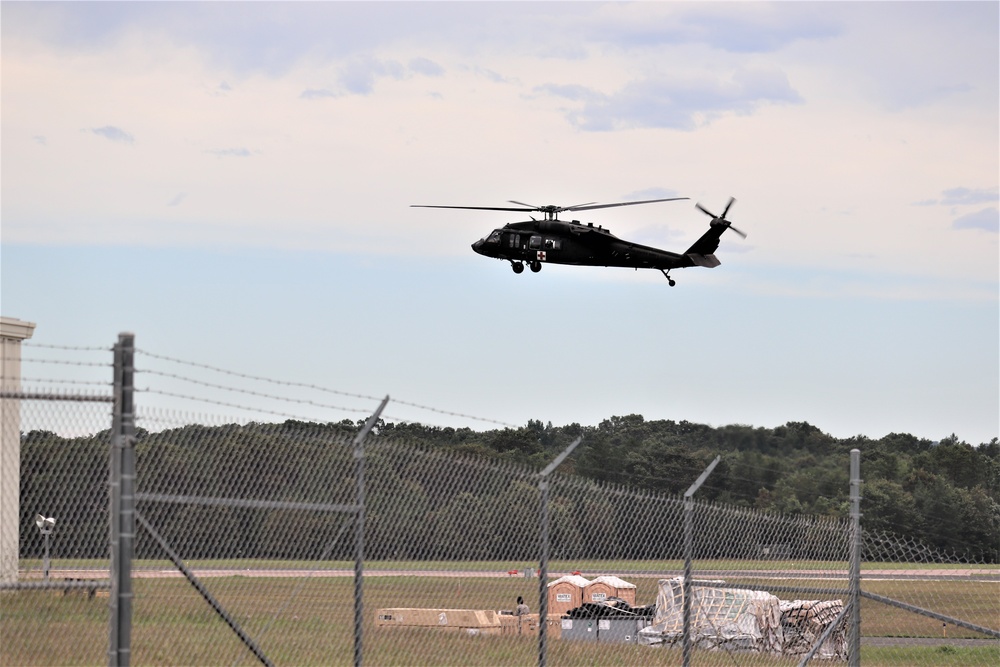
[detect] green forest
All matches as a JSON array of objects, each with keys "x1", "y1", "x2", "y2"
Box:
[
  {"x1": 377, "y1": 417, "x2": 999, "y2": 560},
  {"x1": 18, "y1": 416, "x2": 999, "y2": 563}
]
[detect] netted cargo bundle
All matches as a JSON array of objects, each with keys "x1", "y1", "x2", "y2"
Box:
[
  {"x1": 780, "y1": 599, "x2": 847, "y2": 660},
  {"x1": 639, "y1": 577, "x2": 783, "y2": 654}
]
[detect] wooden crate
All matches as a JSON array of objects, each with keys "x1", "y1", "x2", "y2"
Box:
[{"x1": 375, "y1": 608, "x2": 502, "y2": 635}]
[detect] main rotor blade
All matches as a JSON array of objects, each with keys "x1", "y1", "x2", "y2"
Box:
[
  {"x1": 508, "y1": 200, "x2": 599, "y2": 213},
  {"x1": 411, "y1": 204, "x2": 534, "y2": 212},
  {"x1": 566, "y1": 197, "x2": 689, "y2": 212},
  {"x1": 561, "y1": 201, "x2": 599, "y2": 211},
  {"x1": 414, "y1": 196, "x2": 689, "y2": 215}
]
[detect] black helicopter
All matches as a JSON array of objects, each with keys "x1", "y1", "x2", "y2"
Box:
[{"x1": 411, "y1": 196, "x2": 746, "y2": 285}]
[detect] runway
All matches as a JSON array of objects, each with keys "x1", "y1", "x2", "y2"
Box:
[{"x1": 25, "y1": 566, "x2": 1000, "y2": 582}]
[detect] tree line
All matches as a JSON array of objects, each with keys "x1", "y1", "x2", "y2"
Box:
[
  {"x1": 17, "y1": 416, "x2": 998, "y2": 563},
  {"x1": 379, "y1": 416, "x2": 999, "y2": 561}
]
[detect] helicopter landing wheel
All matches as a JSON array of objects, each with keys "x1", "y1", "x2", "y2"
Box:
[
  {"x1": 529, "y1": 261, "x2": 542, "y2": 273},
  {"x1": 511, "y1": 261, "x2": 525, "y2": 274},
  {"x1": 668, "y1": 278, "x2": 676, "y2": 287}
]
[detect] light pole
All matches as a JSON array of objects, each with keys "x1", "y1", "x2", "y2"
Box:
[{"x1": 35, "y1": 514, "x2": 55, "y2": 581}]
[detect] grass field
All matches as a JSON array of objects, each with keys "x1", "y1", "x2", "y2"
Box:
[
  {"x1": 4, "y1": 561, "x2": 998, "y2": 666},
  {"x1": 18, "y1": 557, "x2": 1000, "y2": 573}
]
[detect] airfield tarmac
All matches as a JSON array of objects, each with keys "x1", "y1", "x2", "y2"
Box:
[{"x1": 30, "y1": 566, "x2": 1000, "y2": 582}]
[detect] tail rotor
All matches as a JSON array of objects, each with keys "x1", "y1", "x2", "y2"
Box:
[{"x1": 696, "y1": 197, "x2": 747, "y2": 239}]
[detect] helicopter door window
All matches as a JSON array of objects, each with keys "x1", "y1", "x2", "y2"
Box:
[
  {"x1": 528, "y1": 235, "x2": 542, "y2": 250},
  {"x1": 543, "y1": 238, "x2": 561, "y2": 250},
  {"x1": 508, "y1": 233, "x2": 520, "y2": 249}
]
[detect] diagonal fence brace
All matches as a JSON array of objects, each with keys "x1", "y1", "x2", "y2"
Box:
[{"x1": 135, "y1": 511, "x2": 274, "y2": 667}]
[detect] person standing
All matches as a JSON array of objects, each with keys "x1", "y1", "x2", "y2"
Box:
[{"x1": 514, "y1": 596, "x2": 530, "y2": 616}]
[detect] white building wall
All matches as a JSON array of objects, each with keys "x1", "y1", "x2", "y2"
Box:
[{"x1": 1, "y1": 317, "x2": 36, "y2": 584}]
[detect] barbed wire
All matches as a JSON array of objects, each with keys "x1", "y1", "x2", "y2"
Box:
[
  {"x1": 9, "y1": 356, "x2": 110, "y2": 368},
  {"x1": 389, "y1": 399, "x2": 518, "y2": 429},
  {"x1": 136, "y1": 349, "x2": 384, "y2": 400},
  {"x1": 136, "y1": 388, "x2": 422, "y2": 428},
  {"x1": 136, "y1": 348, "x2": 518, "y2": 429},
  {"x1": 18, "y1": 377, "x2": 112, "y2": 387},
  {"x1": 22, "y1": 342, "x2": 111, "y2": 352},
  {"x1": 136, "y1": 369, "x2": 375, "y2": 416},
  {"x1": 137, "y1": 388, "x2": 371, "y2": 422}
]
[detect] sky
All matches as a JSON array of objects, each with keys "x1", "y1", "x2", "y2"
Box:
[{"x1": 2, "y1": 1, "x2": 997, "y2": 445}]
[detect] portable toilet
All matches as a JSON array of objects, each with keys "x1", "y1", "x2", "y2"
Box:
[
  {"x1": 584, "y1": 575, "x2": 636, "y2": 606},
  {"x1": 547, "y1": 575, "x2": 589, "y2": 616}
]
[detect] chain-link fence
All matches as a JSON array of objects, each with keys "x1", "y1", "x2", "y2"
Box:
[
  {"x1": 2, "y1": 335, "x2": 997, "y2": 666},
  {"x1": 2, "y1": 395, "x2": 114, "y2": 666}
]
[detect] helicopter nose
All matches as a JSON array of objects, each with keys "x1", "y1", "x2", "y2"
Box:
[{"x1": 471, "y1": 239, "x2": 485, "y2": 254}]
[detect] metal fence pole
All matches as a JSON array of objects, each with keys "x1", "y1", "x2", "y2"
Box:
[
  {"x1": 354, "y1": 396, "x2": 389, "y2": 667},
  {"x1": 109, "y1": 333, "x2": 135, "y2": 667},
  {"x1": 537, "y1": 436, "x2": 582, "y2": 667},
  {"x1": 42, "y1": 529, "x2": 51, "y2": 581},
  {"x1": 108, "y1": 340, "x2": 121, "y2": 665},
  {"x1": 538, "y1": 475, "x2": 551, "y2": 667},
  {"x1": 682, "y1": 455, "x2": 720, "y2": 667},
  {"x1": 848, "y1": 449, "x2": 861, "y2": 667}
]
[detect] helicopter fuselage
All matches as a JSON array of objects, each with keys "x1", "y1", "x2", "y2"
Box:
[{"x1": 471, "y1": 219, "x2": 717, "y2": 272}]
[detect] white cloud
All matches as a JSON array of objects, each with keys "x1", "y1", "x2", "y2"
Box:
[
  {"x1": 409, "y1": 57, "x2": 444, "y2": 77},
  {"x1": 90, "y1": 125, "x2": 134, "y2": 143},
  {"x1": 941, "y1": 187, "x2": 1000, "y2": 206},
  {"x1": 587, "y1": 2, "x2": 844, "y2": 53},
  {"x1": 300, "y1": 88, "x2": 339, "y2": 100},
  {"x1": 953, "y1": 208, "x2": 999, "y2": 233},
  {"x1": 540, "y1": 67, "x2": 802, "y2": 131},
  {"x1": 339, "y1": 56, "x2": 405, "y2": 95},
  {"x1": 206, "y1": 148, "x2": 253, "y2": 158}
]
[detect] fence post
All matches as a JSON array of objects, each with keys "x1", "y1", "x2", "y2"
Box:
[
  {"x1": 537, "y1": 436, "x2": 582, "y2": 667},
  {"x1": 109, "y1": 333, "x2": 135, "y2": 666},
  {"x1": 848, "y1": 449, "x2": 861, "y2": 667},
  {"x1": 353, "y1": 396, "x2": 389, "y2": 667},
  {"x1": 682, "y1": 455, "x2": 720, "y2": 667}
]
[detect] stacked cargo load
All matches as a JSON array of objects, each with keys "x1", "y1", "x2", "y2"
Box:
[{"x1": 638, "y1": 577, "x2": 784, "y2": 654}]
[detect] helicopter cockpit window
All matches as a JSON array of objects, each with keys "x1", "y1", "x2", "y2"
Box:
[
  {"x1": 486, "y1": 230, "x2": 502, "y2": 244},
  {"x1": 528, "y1": 235, "x2": 542, "y2": 249}
]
